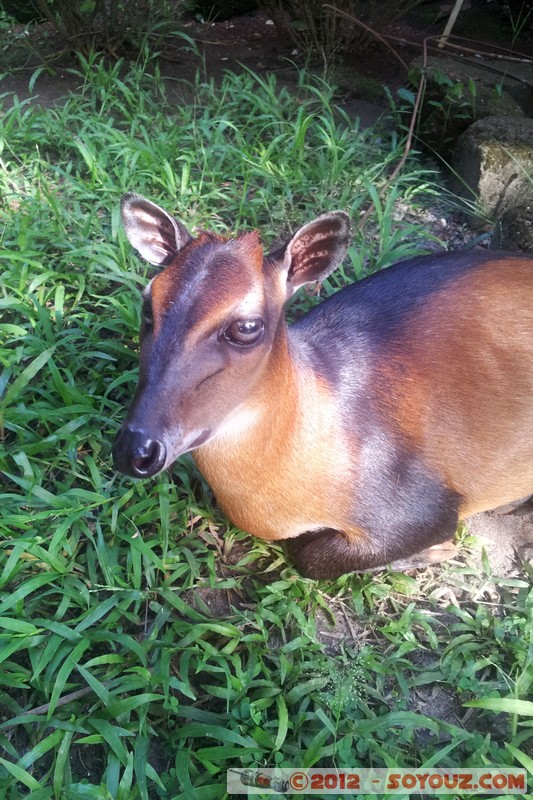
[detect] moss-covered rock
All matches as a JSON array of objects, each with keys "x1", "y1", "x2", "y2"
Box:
[
  {"x1": 453, "y1": 116, "x2": 533, "y2": 221},
  {"x1": 492, "y1": 202, "x2": 533, "y2": 252}
]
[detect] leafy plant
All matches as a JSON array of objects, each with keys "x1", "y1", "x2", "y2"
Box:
[
  {"x1": 183, "y1": 0, "x2": 259, "y2": 21},
  {"x1": 16, "y1": 0, "x2": 181, "y2": 56},
  {"x1": 416, "y1": 68, "x2": 479, "y2": 154},
  {"x1": 261, "y1": 0, "x2": 425, "y2": 63},
  {"x1": 0, "y1": 0, "x2": 43, "y2": 24},
  {"x1": 503, "y1": 0, "x2": 533, "y2": 48}
]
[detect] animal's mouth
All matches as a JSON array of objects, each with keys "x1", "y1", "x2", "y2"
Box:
[{"x1": 187, "y1": 429, "x2": 212, "y2": 450}]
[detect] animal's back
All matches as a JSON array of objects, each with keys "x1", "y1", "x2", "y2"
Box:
[
  {"x1": 293, "y1": 249, "x2": 532, "y2": 350},
  {"x1": 292, "y1": 250, "x2": 533, "y2": 518}
]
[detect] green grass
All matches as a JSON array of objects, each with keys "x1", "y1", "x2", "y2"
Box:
[{"x1": 1, "y1": 49, "x2": 532, "y2": 799}]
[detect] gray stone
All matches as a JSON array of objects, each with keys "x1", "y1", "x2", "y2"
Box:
[
  {"x1": 491, "y1": 202, "x2": 533, "y2": 252},
  {"x1": 453, "y1": 116, "x2": 533, "y2": 218}
]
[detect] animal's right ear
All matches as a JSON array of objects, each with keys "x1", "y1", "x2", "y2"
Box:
[{"x1": 121, "y1": 193, "x2": 192, "y2": 267}]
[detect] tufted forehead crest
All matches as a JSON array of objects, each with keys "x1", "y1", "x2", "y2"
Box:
[{"x1": 145, "y1": 228, "x2": 264, "y2": 329}]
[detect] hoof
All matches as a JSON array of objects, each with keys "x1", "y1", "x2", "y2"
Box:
[{"x1": 387, "y1": 540, "x2": 458, "y2": 572}]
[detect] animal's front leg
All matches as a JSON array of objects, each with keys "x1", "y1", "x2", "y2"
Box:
[{"x1": 284, "y1": 524, "x2": 458, "y2": 580}]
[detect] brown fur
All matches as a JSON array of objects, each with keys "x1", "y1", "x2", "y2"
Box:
[
  {"x1": 375, "y1": 258, "x2": 533, "y2": 517},
  {"x1": 194, "y1": 329, "x2": 363, "y2": 541}
]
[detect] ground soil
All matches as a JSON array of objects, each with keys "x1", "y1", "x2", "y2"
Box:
[{"x1": 1, "y1": 3, "x2": 532, "y2": 579}]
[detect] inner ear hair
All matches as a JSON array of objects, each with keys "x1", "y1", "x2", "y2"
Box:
[
  {"x1": 285, "y1": 211, "x2": 351, "y2": 289},
  {"x1": 121, "y1": 193, "x2": 192, "y2": 267}
]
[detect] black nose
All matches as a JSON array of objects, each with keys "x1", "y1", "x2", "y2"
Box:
[{"x1": 113, "y1": 426, "x2": 167, "y2": 478}]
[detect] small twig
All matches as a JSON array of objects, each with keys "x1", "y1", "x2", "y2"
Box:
[
  {"x1": 328, "y1": 24, "x2": 532, "y2": 233},
  {"x1": 438, "y1": 0, "x2": 466, "y2": 48},
  {"x1": 340, "y1": 602, "x2": 361, "y2": 643},
  {"x1": 428, "y1": 34, "x2": 533, "y2": 64},
  {"x1": 144, "y1": 595, "x2": 150, "y2": 634},
  {"x1": 323, "y1": 4, "x2": 409, "y2": 70},
  {"x1": 321, "y1": 6, "x2": 431, "y2": 232},
  {"x1": 356, "y1": 37, "x2": 430, "y2": 231},
  {"x1": 0, "y1": 686, "x2": 95, "y2": 731},
  {"x1": 326, "y1": 4, "x2": 533, "y2": 67}
]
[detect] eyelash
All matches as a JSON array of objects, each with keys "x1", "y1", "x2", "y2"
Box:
[{"x1": 142, "y1": 300, "x2": 153, "y2": 327}]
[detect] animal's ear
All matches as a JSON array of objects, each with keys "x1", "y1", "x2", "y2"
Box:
[
  {"x1": 121, "y1": 193, "x2": 192, "y2": 266},
  {"x1": 280, "y1": 212, "x2": 351, "y2": 293}
]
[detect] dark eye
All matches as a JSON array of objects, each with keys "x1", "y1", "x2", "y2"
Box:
[
  {"x1": 141, "y1": 299, "x2": 153, "y2": 328},
  {"x1": 223, "y1": 318, "x2": 264, "y2": 346}
]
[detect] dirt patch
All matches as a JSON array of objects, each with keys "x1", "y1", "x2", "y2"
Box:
[
  {"x1": 2, "y1": 2, "x2": 532, "y2": 111},
  {"x1": 0, "y1": 10, "x2": 391, "y2": 128},
  {"x1": 466, "y1": 500, "x2": 533, "y2": 576}
]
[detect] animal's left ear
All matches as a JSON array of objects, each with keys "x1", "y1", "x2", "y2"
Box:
[{"x1": 281, "y1": 212, "x2": 351, "y2": 294}]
